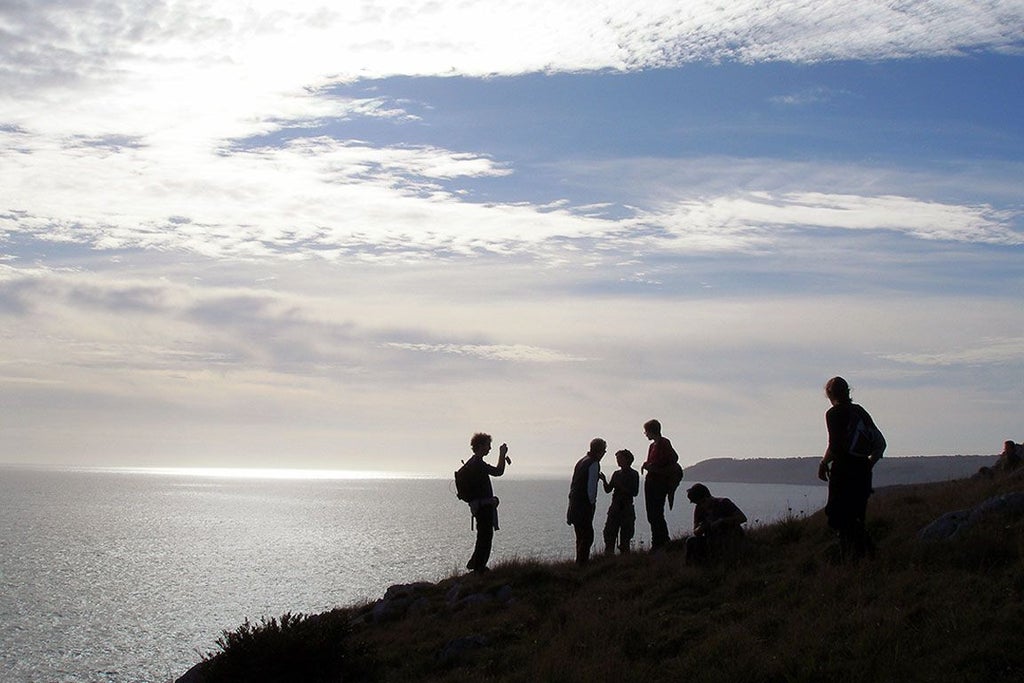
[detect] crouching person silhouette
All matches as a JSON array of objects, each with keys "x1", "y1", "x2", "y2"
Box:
[{"x1": 685, "y1": 483, "x2": 747, "y2": 565}]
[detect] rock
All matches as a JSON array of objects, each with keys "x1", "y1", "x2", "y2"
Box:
[
  {"x1": 445, "y1": 581, "x2": 463, "y2": 605},
  {"x1": 972, "y1": 491, "x2": 1024, "y2": 518},
  {"x1": 371, "y1": 596, "x2": 412, "y2": 622},
  {"x1": 454, "y1": 592, "x2": 493, "y2": 610},
  {"x1": 918, "y1": 492, "x2": 1024, "y2": 541},
  {"x1": 175, "y1": 661, "x2": 208, "y2": 683},
  {"x1": 918, "y1": 510, "x2": 972, "y2": 541},
  {"x1": 408, "y1": 596, "x2": 431, "y2": 615},
  {"x1": 383, "y1": 581, "x2": 433, "y2": 600},
  {"x1": 437, "y1": 634, "x2": 488, "y2": 664},
  {"x1": 495, "y1": 584, "x2": 513, "y2": 603},
  {"x1": 365, "y1": 581, "x2": 438, "y2": 622},
  {"x1": 449, "y1": 583, "x2": 514, "y2": 610}
]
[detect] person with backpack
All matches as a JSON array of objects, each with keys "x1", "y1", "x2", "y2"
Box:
[
  {"x1": 817, "y1": 376, "x2": 886, "y2": 562},
  {"x1": 566, "y1": 438, "x2": 607, "y2": 566},
  {"x1": 457, "y1": 432, "x2": 510, "y2": 573},
  {"x1": 641, "y1": 419, "x2": 682, "y2": 552}
]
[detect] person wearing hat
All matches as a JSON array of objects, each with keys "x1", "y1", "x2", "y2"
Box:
[{"x1": 685, "y1": 483, "x2": 747, "y2": 564}]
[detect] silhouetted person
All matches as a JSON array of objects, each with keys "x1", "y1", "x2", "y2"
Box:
[
  {"x1": 684, "y1": 483, "x2": 747, "y2": 565},
  {"x1": 566, "y1": 438, "x2": 606, "y2": 566},
  {"x1": 997, "y1": 440, "x2": 1022, "y2": 472},
  {"x1": 817, "y1": 376, "x2": 886, "y2": 562},
  {"x1": 463, "y1": 432, "x2": 509, "y2": 573},
  {"x1": 600, "y1": 449, "x2": 640, "y2": 555},
  {"x1": 641, "y1": 419, "x2": 680, "y2": 551}
]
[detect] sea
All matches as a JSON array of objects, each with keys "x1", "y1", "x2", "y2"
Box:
[{"x1": 0, "y1": 465, "x2": 825, "y2": 683}]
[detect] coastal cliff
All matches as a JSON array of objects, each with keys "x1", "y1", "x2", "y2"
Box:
[{"x1": 180, "y1": 466, "x2": 1024, "y2": 682}]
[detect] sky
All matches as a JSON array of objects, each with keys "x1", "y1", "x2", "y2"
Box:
[{"x1": 1, "y1": 1, "x2": 1022, "y2": 476}]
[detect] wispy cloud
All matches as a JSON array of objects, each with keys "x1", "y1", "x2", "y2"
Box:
[
  {"x1": 880, "y1": 337, "x2": 1024, "y2": 367},
  {"x1": 7, "y1": 2, "x2": 1021, "y2": 92},
  {"x1": 5, "y1": 1, "x2": 1022, "y2": 139},
  {"x1": 770, "y1": 86, "x2": 849, "y2": 106},
  {"x1": 622, "y1": 1, "x2": 1024, "y2": 65},
  {"x1": 638, "y1": 192, "x2": 1022, "y2": 249},
  {"x1": 387, "y1": 342, "x2": 587, "y2": 363}
]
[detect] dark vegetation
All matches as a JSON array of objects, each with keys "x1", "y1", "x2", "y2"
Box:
[{"x1": 187, "y1": 472, "x2": 1024, "y2": 682}]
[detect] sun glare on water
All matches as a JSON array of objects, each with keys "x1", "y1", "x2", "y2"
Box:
[{"x1": 86, "y1": 466, "x2": 431, "y2": 480}]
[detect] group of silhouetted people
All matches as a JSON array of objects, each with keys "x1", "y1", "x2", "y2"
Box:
[
  {"x1": 566, "y1": 419, "x2": 733, "y2": 566},
  {"x1": 459, "y1": 376, "x2": 891, "y2": 571}
]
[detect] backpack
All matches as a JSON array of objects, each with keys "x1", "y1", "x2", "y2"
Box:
[
  {"x1": 657, "y1": 440, "x2": 684, "y2": 509},
  {"x1": 848, "y1": 407, "x2": 886, "y2": 458},
  {"x1": 454, "y1": 459, "x2": 486, "y2": 502},
  {"x1": 663, "y1": 461, "x2": 685, "y2": 510},
  {"x1": 666, "y1": 461, "x2": 684, "y2": 491}
]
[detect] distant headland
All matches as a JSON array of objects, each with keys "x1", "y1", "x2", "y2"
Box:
[{"x1": 684, "y1": 454, "x2": 995, "y2": 487}]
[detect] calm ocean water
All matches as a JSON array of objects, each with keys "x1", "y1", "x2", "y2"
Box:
[{"x1": 0, "y1": 466, "x2": 824, "y2": 682}]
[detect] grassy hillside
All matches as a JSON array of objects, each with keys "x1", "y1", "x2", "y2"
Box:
[{"x1": 184, "y1": 471, "x2": 1024, "y2": 683}]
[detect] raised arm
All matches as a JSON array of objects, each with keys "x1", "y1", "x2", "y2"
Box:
[{"x1": 486, "y1": 443, "x2": 510, "y2": 477}]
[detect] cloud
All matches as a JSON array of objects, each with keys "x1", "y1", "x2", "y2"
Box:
[
  {"x1": 1, "y1": 3, "x2": 1020, "y2": 267},
  {"x1": 1, "y1": 256, "x2": 1021, "y2": 466},
  {"x1": 0, "y1": 263, "x2": 586, "y2": 386},
  {"x1": 880, "y1": 337, "x2": 1024, "y2": 366},
  {"x1": 4, "y1": 2, "x2": 1022, "y2": 138},
  {"x1": 4, "y1": 128, "x2": 1020, "y2": 265},
  {"x1": 386, "y1": 342, "x2": 587, "y2": 363},
  {"x1": 0, "y1": 130, "x2": 571, "y2": 260},
  {"x1": 769, "y1": 87, "x2": 849, "y2": 106},
  {"x1": 616, "y1": 1, "x2": 1024, "y2": 66},
  {"x1": 551, "y1": 156, "x2": 1024, "y2": 208},
  {"x1": 638, "y1": 192, "x2": 1022, "y2": 248},
  {"x1": 5, "y1": 2, "x2": 1021, "y2": 94}
]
